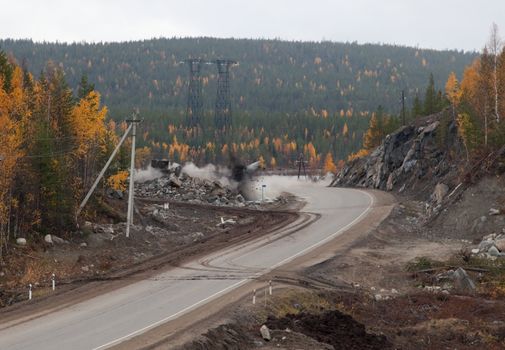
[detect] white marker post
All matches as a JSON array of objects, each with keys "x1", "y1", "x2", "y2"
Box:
[
  {"x1": 269, "y1": 280, "x2": 272, "y2": 295},
  {"x1": 261, "y1": 184, "x2": 266, "y2": 202},
  {"x1": 28, "y1": 284, "x2": 32, "y2": 300},
  {"x1": 253, "y1": 289, "x2": 256, "y2": 305},
  {"x1": 52, "y1": 273, "x2": 55, "y2": 291},
  {"x1": 264, "y1": 288, "x2": 267, "y2": 307}
]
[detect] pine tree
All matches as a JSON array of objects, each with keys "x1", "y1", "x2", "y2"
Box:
[
  {"x1": 424, "y1": 73, "x2": 437, "y2": 115},
  {"x1": 77, "y1": 73, "x2": 95, "y2": 100},
  {"x1": 412, "y1": 94, "x2": 423, "y2": 118}
]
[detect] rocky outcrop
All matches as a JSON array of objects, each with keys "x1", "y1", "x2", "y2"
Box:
[{"x1": 331, "y1": 114, "x2": 460, "y2": 199}]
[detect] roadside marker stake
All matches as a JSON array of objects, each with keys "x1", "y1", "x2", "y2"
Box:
[
  {"x1": 269, "y1": 280, "x2": 272, "y2": 295},
  {"x1": 264, "y1": 289, "x2": 267, "y2": 307},
  {"x1": 52, "y1": 273, "x2": 55, "y2": 291},
  {"x1": 253, "y1": 289, "x2": 256, "y2": 304},
  {"x1": 28, "y1": 284, "x2": 32, "y2": 300}
]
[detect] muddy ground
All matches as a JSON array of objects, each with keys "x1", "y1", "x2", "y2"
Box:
[
  {"x1": 0, "y1": 197, "x2": 297, "y2": 310},
  {"x1": 175, "y1": 175, "x2": 505, "y2": 350}
]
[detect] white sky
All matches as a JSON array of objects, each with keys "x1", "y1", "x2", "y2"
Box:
[{"x1": 0, "y1": 0, "x2": 503, "y2": 51}]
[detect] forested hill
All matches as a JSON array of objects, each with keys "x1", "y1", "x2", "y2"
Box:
[
  {"x1": 0, "y1": 38, "x2": 475, "y2": 115},
  {"x1": 0, "y1": 38, "x2": 477, "y2": 166}
]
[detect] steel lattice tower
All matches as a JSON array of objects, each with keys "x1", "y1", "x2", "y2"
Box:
[
  {"x1": 214, "y1": 59, "x2": 237, "y2": 130},
  {"x1": 183, "y1": 59, "x2": 204, "y2": 127}
]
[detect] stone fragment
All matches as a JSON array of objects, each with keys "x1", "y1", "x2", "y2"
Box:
[
  {"x1": 453, "y1": 267, "x2": 476, "y2": 292},
  {"x1": 260, "y1": 325, "x2": 271, "y2": 341}
]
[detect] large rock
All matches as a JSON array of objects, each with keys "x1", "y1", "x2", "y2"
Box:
[
  {"x1": 495, "y1": 238, "x2": 505, "y2": 252},
  {"x1": 44, "y1": 234, "x2": 53, "y2": 244},
  {"x1": 453, "y1": 267, "x2": 476, "y2": 293},
  {"x1": 167, "y1": 175, "x2": 182, "y2": 188},
  {"x1": 478, "y1": 240, "x2": 495, "y2": 252},
  {"x1": 259, "y1": 325, "x2": 271, "y2": 341},
  {"x1": 432, "y1": 183, "x2": 449, "y2": 205},
  {"x1": 51, "y1": 235, "x2": 69, "y2": 244},
  {"x1": 16, "y1": 238, "x2": 27, "y2": 246},
  {"x1": 488, "y1": 245, "x2": 503, "y2": 257}
]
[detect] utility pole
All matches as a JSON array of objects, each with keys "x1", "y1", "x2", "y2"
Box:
[
  {"x1": 126, "y1": 118, "x2": 141, "y2": 238},
  {"x1": 296, "y1": 153, "x2": 308, "y2": 180},
  {"x1": 401, "y1": 90, "x2": 406, "y2": 126},
  {"x1": 76, "y1": 123, "x2": 133, "y2": 218},
  {"x1": 76, "y1": 116, "x2": 142, "y2": 240}
]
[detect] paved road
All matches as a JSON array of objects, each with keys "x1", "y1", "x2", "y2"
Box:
[{"x1": 0, "y1": 181, "x2": 374, "y2": 350}]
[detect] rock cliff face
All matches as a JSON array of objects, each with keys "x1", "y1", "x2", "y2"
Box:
[{"x1": 331, "y1": 114, "x2": 461, "y2": 200}]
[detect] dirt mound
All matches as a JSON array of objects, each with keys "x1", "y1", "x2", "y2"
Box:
[
  {"x1": 265, "y1": 310, "x2": 391, "y2": 350},
  {"x1": 178, "y1": 323, "x2": 255, "y2": 350}
]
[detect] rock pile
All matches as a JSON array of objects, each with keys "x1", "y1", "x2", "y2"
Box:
[
  {"x1": 470, "y1": 232, "x2": 505, "y2": 259},
  {"x1": 135, "y1": 171, "x2": 277, "y2": 208}
]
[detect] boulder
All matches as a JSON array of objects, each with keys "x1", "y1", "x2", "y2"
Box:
[
  {"x1": 16, "y1": 238, "x2": 27, "y2": 246},
  {"x1": 260, "y1": 325, "x2": 271, "y2": 341},
  {"x1": 167, "y1": 175, "x2": 182, "y2": 188},
  {"x1": 495, "y1": 238, "x2": 505, "y2": 252},
  {"x1": 51, "y1": 235, "x2": 68, "y2": 244},
  {"x1": 432, "y1": 183, "x2": 449, "y2": 205},
  {"x1": 44, "y1": 234, "x2": 53, "y2": 244},
  {"x1": 489, "y1": 208, "x2": 501, "y2": 216},
  {"x1": 488, "y1": 245, "x2": 501, "y2": 257},
  {"x1": 478, "y1": 240, "x2": 495, "y2": 252},
  {"x1": 453, "y1": 267, "x2": 476, "y2": 293}
]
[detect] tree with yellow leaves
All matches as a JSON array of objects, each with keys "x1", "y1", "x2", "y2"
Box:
[
  {"x1": 270, "y1": 156, "x2": 277, "y2": 169},
  {"x1": 323, "y1": 152, "x2": 337, "y2": 174},
  {"x1": 445, "y1": 72, "x2": 462, "y2": 119},
  {"x1": 71, "y1": 90, "x2": 108, "y2": 189}
]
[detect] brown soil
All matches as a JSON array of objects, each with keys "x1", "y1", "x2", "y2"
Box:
[
  {"x1": 265, "y1": 311, "x2": 391, "y2": 350},
  {"x1": 0, "y1": 198, "x2": 298, "y2": 325}
]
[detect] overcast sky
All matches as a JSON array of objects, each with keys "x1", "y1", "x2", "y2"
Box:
[{"x1": 0, "y1": 0, "x2": 503, "y2": 52}]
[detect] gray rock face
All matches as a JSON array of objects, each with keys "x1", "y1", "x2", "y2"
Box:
[
  {"x1": 331, "y1": 115, "x2": 458, "y2": 199},
  {"x1": 453, "y1": 267, "x2": 476, "y2": 293},
  {"x1": 260, "y1": 325, "x2": 271, "y2": 341}
]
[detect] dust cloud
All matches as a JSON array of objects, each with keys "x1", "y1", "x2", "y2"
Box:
[
  {"x1": 243, "y1": 174, "x2": 334, "y2": 201},
  {"x1": 134, "y1": 166, "x2": 163, "y2": 183},
  {"x1": 182, "y1": 162, "x2": 238, "y2": 189}
]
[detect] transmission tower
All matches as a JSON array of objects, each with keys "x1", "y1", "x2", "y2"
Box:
[
  {"x1": 182, "y1": 59, "x2": 205, "y2": 127},
  {"x1": 214, "y1": 59, "x2": 237, "y2": 130}
]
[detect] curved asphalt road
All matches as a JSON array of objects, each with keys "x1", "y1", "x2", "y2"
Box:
[{"x1": 0, "y1": 181, "x2": 374, "y2": 350}]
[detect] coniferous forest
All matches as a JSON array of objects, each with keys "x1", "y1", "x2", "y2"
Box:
[{"x1": 0, "y1": 38, "x2": 476, "y2": 168}]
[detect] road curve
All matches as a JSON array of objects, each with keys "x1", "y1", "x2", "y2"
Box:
[{"x1": 0, "y1": 181, "x2": 374, "y2": 350}]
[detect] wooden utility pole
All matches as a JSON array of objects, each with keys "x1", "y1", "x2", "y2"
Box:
[
  {"x1": 76, "y1": 116, "x2": 142, "y2": 240},
  {"x1": 76, "y1": 123, "x2": 133, "y2": 218},
  {"x1": 126, "y1": 119, "x2": 141, "y2": 238}
]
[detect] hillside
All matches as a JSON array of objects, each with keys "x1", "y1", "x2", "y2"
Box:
[
  {"x1": 0, "y1": 38, "x2": 476, "y2": 116},
  {"x1": 0, "y1": 38, "x2": 477, "y2": 165}
]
